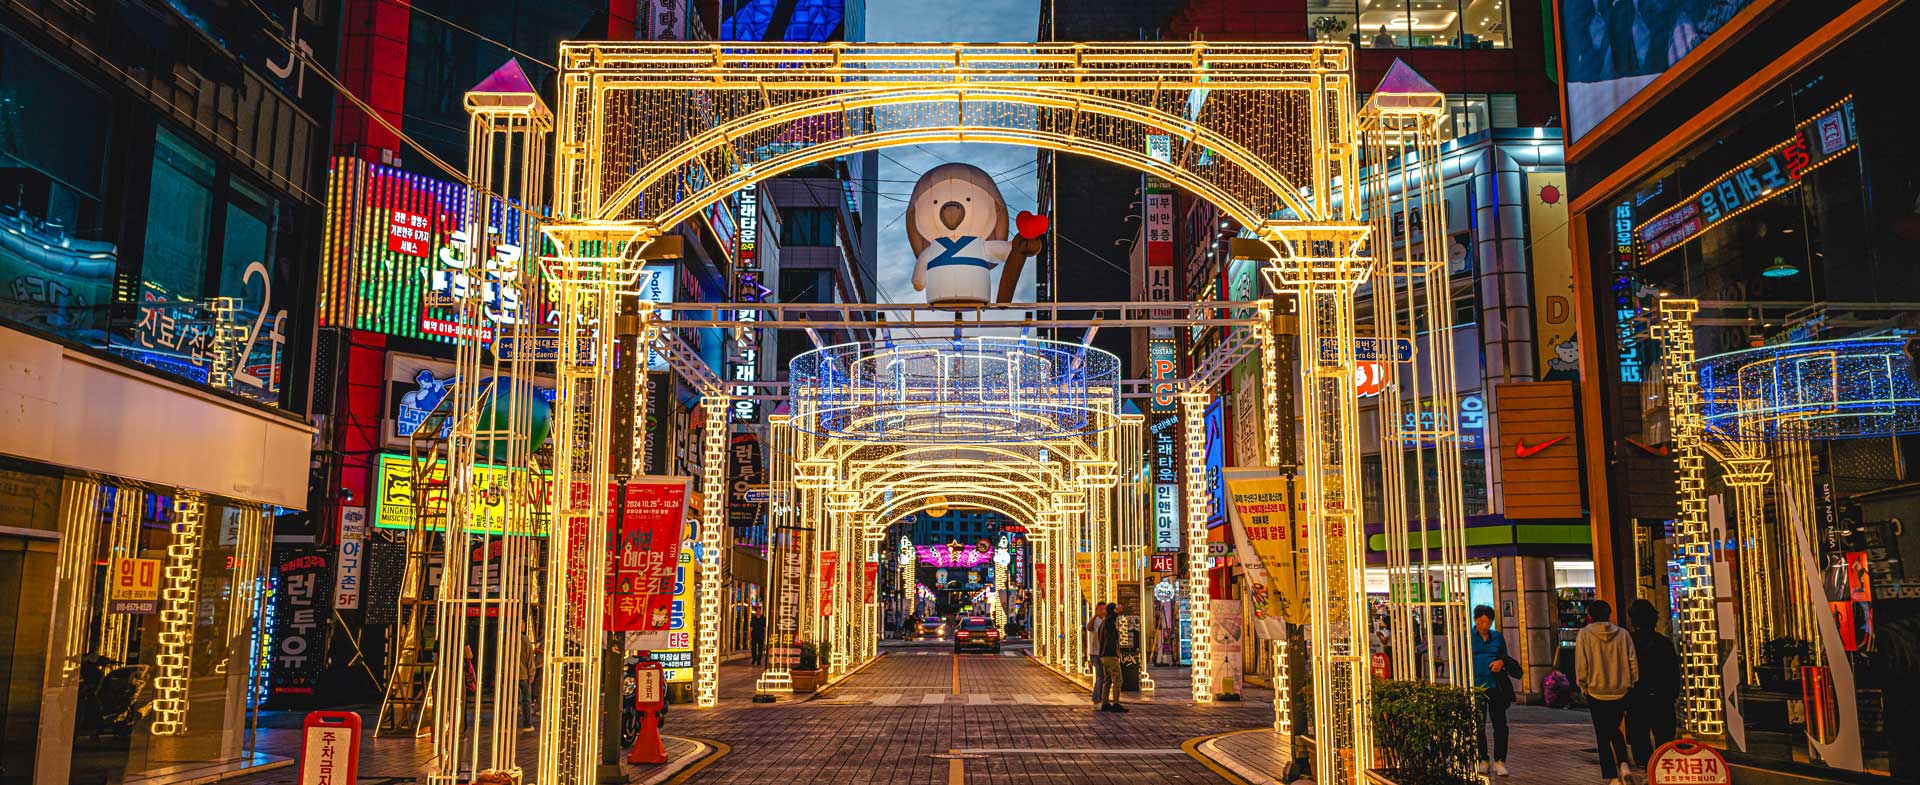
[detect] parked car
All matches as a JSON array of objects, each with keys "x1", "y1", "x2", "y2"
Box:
[{"x1": 953, "y1": 616, "x2": 1001, "y2": 654}]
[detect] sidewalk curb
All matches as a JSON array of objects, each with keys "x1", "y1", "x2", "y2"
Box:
[
  {"x1": 634, "y1": 735, "x2": 727, "y2": 785},
  {"x1": 1184, "y1": 729, "x2": 1285, "y2": 785}
]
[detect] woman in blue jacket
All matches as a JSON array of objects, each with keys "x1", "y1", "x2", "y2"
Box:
[{"x1": 1471, "y1": 604, "x2": 1514, "y2": 776}]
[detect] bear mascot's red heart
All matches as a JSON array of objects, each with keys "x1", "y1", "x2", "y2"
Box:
[{"x1": 1015, "y1": 210, "x2": 1049, "y2": 239}]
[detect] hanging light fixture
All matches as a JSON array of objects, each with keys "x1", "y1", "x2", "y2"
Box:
[{"x1": 1762, "y1": 256, "x2": 1800, "y2": 278}]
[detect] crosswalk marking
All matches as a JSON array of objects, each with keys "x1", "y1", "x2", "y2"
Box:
[
  {"x1": 871, "y1": 693, "x2": 901, "y2": 705},
  {"x1": 966, "y1": 693, "x2": 990, "y2": 705},
  {"x1": 843, "y1": 692, "x2": 1094, "y2": 706},
  {"x1": 920, "y1": 693, "x2": 947, "y2": 705},
  {"x1": 1014, "y1": 694, "x2": 1038, "y2": 705}
]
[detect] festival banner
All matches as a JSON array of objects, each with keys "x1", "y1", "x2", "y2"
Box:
[
  {"x1": 819, "y1": 551, "x2": 838, "y2": 616},
  {"x1": 863, "y1": 560, "x2": 878, "y2": 603},
  {"x1": 1224, "y1": 468, "x2": 1306, "y2": 634},
  {"x1": 607, "y1": 478, "x2": 692, "y2": 632}
]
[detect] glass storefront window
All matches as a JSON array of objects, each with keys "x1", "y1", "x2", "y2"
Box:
[
  {"x1": 29, "y1": 481, "x2": 273, "y2": 785},
  {"x1": 1588, "y1": 7, "x2": 1920, "y2": 775},
  {"x1": 1309, "y1": 0, "x2": 1507, "y2": 48},
  {"x1": 0, "y1": 30, "x2": 116, "y2": 345}
]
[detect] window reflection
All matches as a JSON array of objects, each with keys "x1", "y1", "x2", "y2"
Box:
[{"x1": 1309, "y1": 0, "x2": 1507, "y2": 48}]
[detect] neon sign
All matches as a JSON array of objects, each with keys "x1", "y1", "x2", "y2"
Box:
[
  {"x1": 1637, "y1": 99, "x2": 1856, "y2": 263},
  {"x1": 728, "y1": 184, "x2": 762, "y2": 423}
]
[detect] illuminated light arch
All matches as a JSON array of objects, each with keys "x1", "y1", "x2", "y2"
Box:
[
  {"x1": 594, "y1": 85, "x2": 1318, "y2": 226},
  {"x1": 525, "y1": 39, "x2": 1405, "y2": 785}
]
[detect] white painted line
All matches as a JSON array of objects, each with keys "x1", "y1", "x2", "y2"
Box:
[
  {"x1": 1013, "y1": 694, "x2": 1038, "y2": 705},
  {"x1": 920, "y1": 693, "x2": 947, "y2": 705},
  {"x1": 953, "y1": 748, "x2": 1189, "y2": 756},
  {"x1": 966, "y1": 692, "x2": 990, "y2": 705},
  {"x1": 871, "y1": 693, "x2": 901, "y2": 705}
]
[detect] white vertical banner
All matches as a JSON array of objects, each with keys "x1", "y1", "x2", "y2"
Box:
[
  {"x1": 334, "y1": 506, "x2": 367, "y2": 610},
  {"x1": 1210, "y1": 599, "x2": 1244, "y2": 695}
]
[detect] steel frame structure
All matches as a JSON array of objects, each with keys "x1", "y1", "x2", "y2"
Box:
[{"x1": 1358, "y1": 92, "x2": 1471, "y2": 688}]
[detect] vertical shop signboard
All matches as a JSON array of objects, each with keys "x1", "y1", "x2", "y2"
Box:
[
  {"x1": 1526, "y1": 172, "x2": 1579, "y2": 382},
  {"x1": 334, "y1": 506, "x2": 367, "y2": 610},
  {"x1": 271, "y1": 545, "x2": 335, "y2": 697},
  {"x1": 727, "y1": 433, "x2": 767, "y2": 531},
  {"x1": 608, "y1": 479, "x2": 691, "y2": 632}
]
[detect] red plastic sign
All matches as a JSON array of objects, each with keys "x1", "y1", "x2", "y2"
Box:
[
  {"x1": 632, "y1": 659, "x2": 666, "y2": 712},
  {"x1": 299, "y1": 711, "x2": 361, "y2": 785},
  {"x1": 1647, "y1": 740, "x2": 1731, "y2": 785}
]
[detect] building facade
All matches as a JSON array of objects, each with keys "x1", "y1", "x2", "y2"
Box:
[
  {"x1": 1562, "y1": 0, "x2": 1919, "y2": 777},
  {"x1": 0, "y1": 1, "x2": 329, "y2": 782}
]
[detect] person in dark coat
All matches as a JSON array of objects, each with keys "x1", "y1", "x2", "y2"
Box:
[
  {"x1": 1625, "y1": 599, "x2": 1680, "y2": 766},
  {"x1": 749, "y1": 607, "x2": 768, "y2": 665}
]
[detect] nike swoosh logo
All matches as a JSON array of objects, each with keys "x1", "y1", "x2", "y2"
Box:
[
  {"x1": 1515, "y1": 436, "x2": 1568, "y2": 458},
  {"x1": 1624, "y1": 437, "x2": 1669, "y2": 457}
]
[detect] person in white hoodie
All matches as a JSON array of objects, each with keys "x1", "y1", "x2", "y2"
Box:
[{"x1": 1575, "y1": 600, "x2": 1640, "y2": 785}]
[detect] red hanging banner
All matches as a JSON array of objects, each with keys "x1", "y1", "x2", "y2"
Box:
[
  {"x1": 863, "y1": 561, "x2": 878, "y2": 603},
  {"x1": 607, "y1": 478, "x2": 691, "y2": 632},
  {"x1": 818, "y1": 551, "x2": 839, "y2": 617}
]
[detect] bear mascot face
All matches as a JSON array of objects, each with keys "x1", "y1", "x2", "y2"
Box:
[{"x1": 906, "y1": 163, "x2": 1011, "y2": 306}]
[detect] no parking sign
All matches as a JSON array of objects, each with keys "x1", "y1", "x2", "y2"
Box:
[
  {"x1": 1647, "y1": 740, "x2": 1731, "y2": 785},
  {"x1": 299, "y1": 711, "x2": 361, "y2": 785}
]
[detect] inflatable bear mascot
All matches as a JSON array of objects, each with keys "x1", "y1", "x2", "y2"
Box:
[{"x1": 906, "y1": 162, "x2": 1047, "y2": 306}]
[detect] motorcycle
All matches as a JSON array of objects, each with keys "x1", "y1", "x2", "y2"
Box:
[{"x1": 73, "y1": 654, "x2": 154, "y2": 739}]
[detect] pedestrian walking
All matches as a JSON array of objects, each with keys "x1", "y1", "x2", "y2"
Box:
[
  {"x1": 1470, "y1": 605, "x2": 1513, "y2": 777},
  {"x1": 1085, "y1": 604, "x2": 1107, "y2": 707},
  {"x1": 1575, "y1": 600, "x2": 1639, "y2": 785},
  {"x1": 750, "y1": 607, "x2": 768, "y2": 665},
  {"x1": 1624, "y1": 599, "x2": 1680, "y2": 766},
  {"x1": 1097, "y1": 602, "x2": 1126, "y2": 712}
]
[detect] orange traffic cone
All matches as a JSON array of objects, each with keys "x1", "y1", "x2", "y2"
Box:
[{"x1": 626, "y1": 711, "x2": 667, "y2": 765}]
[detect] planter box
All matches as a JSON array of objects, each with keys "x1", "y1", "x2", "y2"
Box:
[{"x1": 790, "y1": 669, "x2": 826, "y2": 693}]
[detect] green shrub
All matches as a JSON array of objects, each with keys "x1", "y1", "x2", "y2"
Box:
[
  {"x1": 797, "y1": 642, "x2": 820, "y2": 671},
  {"x1": 1369, "y1": 679, "x2": 1481, "y2": 785}
]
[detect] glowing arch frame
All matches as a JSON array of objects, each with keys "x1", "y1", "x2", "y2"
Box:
[{"x1": 527, "y1": 39, "x2": 1396, "y2": 785}]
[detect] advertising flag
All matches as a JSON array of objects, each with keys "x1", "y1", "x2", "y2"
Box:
[{"x1": 1224, "y1": 468, "x2": 1305, "y2": 635}]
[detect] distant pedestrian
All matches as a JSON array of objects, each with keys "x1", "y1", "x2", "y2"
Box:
[
  {"x1": 1624, "y1": 599, "x2": 1679, "y2": 766},
  {"x1": 1575, "y1": 600, "x2": 1639, "y2": 785},
  {"x1": 1470, "y1": 605, "x2": 1513, "y2": 777},
  {"x1": 750, "y1": 607, "x2": 768, "y2": 665},
  {"x1": 1085, "y1": 604, "x2": 1107, "y2": 707},
  {"x1": 1097, "y1": 602, "x2": 1126, "y2": 712}
]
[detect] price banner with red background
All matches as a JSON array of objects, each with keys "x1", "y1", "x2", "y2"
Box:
[{"x1": 819, "y1": 551, "x2": 838, "y2": 616}]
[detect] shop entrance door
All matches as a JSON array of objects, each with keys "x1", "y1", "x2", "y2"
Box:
[{"x1": 0, "y1": 534, "x2": 57, "y2": 785}]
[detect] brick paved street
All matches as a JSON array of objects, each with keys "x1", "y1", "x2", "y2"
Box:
[
  {"x1": 663, "y1": 639, "x2": 1278, "y2": 784},
  {"x1": 198, "y1": 642, "x2": 1622, "y2": 785}
]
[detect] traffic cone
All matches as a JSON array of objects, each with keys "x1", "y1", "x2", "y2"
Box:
[{"x1": 626, "y1": 710, "x2": 667, "y2": 765}]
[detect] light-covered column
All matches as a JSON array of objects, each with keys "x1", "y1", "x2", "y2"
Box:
[
  {"x1": 695, "y1": 396, "x2": 731, "y2": 706},
  {"x1": 1179, "y1": 389, "x2": 1215, "y2": 702},
  {"x1": 151, "y1": 492, "x2": 206, "y2": 735},
  {"x1": 1653, "y1": 299, "x2": 1723, "y2": 736}
]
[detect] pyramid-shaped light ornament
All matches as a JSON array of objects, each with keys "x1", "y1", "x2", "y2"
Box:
[
  {"x1": 1364, "y1": 58, "x2": 1445, "y2": 115},
  {"x1": 467, "y1": 58, "x2": 549, "y2": 114}
]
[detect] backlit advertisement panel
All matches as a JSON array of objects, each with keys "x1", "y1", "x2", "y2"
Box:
[{"x1": 1561, "y1": 0, "x2": 1760, "y2": 143}]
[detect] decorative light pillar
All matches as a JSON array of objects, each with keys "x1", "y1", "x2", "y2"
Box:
[
  {"x1": 696, "y1": 396, "x2": 731, "y2": 706},
  {"x1": 535, "y1": 224, "x2": 651, "y2": 785},
  {"x1": 1259, "y1": 221, "x2": 1374, "y2": 785},
  {"x1": 1180, "y1": 388, "x2": 1215, "y2": 703},
  {"x1": 151, "y1": 492, "x2": 206, "y2": 736},
  {"x1": 1654, "y1": 298, "x2": 1723, "y2": 737}
]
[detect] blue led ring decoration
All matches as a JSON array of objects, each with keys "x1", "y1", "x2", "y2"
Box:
[
  {"x1": 787, "y1": 336, "x2": 1121, "y2": 444},
  {"x1": 1697, "y1": 337, "x2": 1920, "y2": 442}
]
